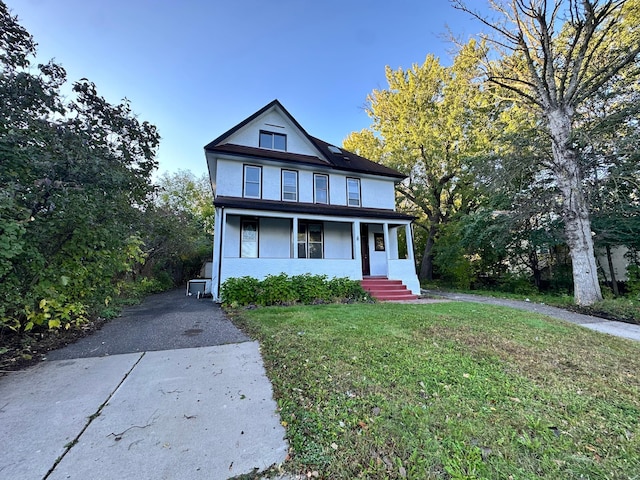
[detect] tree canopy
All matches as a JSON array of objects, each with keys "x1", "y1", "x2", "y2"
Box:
[
  {"x1": 451, "y1": 0, "x2": 640, "y2": 305},
  {"x1": 0, "y1": 2, "x2": 159, "y2": 331},
  {"x1": 344, "y1": 40, "x2": 493, "y2": 281}
]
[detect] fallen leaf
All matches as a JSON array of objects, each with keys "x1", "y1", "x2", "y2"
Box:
[{"x1": 331, "y1": 442, "x2": 338, "y2": 450}]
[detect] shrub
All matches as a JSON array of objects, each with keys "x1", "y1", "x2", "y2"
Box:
[
  {"x1": 220, "y1": 276, "x2": 260, "y2": 306},
  {"x1": 220, "y1": 274, "x2": 371, "y2": 307},
  {"x1": 291, "y1": 274, "x2": 331, "y2": 304},
  {"x1": 626, "y1": 264, "x2": 640, "y2": 299},
  {"x1": 259, "y1": 273, "x2": 297, "y2": 306}
]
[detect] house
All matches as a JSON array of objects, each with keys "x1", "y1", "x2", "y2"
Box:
[{"x1": 204, "y1": 100, "x2": 420, "y2": 301}]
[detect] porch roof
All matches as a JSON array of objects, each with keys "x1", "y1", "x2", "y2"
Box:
[{"x1": 214, "y1": 196, "x2": 415, "y2": 221}]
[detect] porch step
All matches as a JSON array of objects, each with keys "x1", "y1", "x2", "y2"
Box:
[{"x1": 360, "y1": 277, "x2": 418, "y2": 301}]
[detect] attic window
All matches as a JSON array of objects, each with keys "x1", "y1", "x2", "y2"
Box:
[
  {"x1": 328, "y1": 145, "x2": 342, "y2": 154},
  {"x1": 259, "y1": 130, "x2": 286, "y2": 151}
]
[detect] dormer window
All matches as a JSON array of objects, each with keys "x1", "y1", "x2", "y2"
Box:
[{"x1": 259, "y1": 130, "x2": 286, "y2": 151}]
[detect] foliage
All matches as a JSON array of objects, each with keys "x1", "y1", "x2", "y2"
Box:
[
  {"x1": 0, "y1": 3, "x2": 159, "y2": 333},
  {"x1": 626, "y1": 265, "x2": 640, "y2": 299},
  {"x1": 220, "y1": 276, "x2": 261, "y2": 307},
  {"x1": 453, "y1": 0, "x2": 640, "y2": 305},
  {"x1": 235, "y1": 302, "x2": 640, "y2": 478},
  {"x1": 344, "y1": 40, "x2": 493, "y2": 281},
  {"x1": 220, "y1": 274, "x2": 372, "y2": 307},
  {"x1": 131, "y1": 170, "x2": 214, "y2": 287}
]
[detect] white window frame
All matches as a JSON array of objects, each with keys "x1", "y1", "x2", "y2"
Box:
[
  {"x1": 297, "y1": 222, "x2": 323, "y2": 259},
  {"x1": 282, "y1": 170, "x2": 298, "y2": 202},
  {"x1": 259, "y1": 130, "x2": 287, "y2": 151},
  {"x1": 347, "y1": 177, "x2": 361, "y2": 207},
  {"x1": 243, "y1": 165, "x2": 262, "y2": 199},
  {"x1": 241, "y1": 218, "x2": 258, "y2": 258},
  {"x1": 314, "y1": 173, "x2": 329, "y2": 204}
]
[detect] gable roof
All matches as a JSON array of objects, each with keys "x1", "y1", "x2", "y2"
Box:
[{"x1": 204, "y1": 100, "x2": 406, "y2": 180}]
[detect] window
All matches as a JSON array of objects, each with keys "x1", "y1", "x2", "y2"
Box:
[
  {"x1": 244, "y1": 165, "x2": 261, "y2": 198},
  {"x1": 314, "y1": 174, "x2": 329, "y2": 204},
  {"x1": 374, "y1": 233, "x2": 385, "y2": 251},
  {"x1": 241, "y1": 219, "x2": 258, "y2": 258},
  {"x1": 259, "y1": 130, "x2": 286, "y2": 151},
  {"x1": 347, "y1": 177, "x2": 361, "y2": 207},
  {"x1": 282, "y1": 170, "x2": 298, "y2": 201},
  {"x1": 298, "y1": 222, "x2": 323, "y2": 259}
]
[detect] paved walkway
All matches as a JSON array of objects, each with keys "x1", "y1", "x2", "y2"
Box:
[
  {"x1": 0, "y1": 290, "x2": 288, "y2": 480},
  {"x1": 422, "y1": 289, "x2": 640, "y2": 342}
]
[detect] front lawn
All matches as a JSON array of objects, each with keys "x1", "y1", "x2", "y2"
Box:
[{"x1": 232, "y1": 302, "x2": 640, "y2": 479}]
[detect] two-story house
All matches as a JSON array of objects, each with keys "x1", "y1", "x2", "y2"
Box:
[{"x1": 204, "y1": 100, "x2": 420, "y2": 301}]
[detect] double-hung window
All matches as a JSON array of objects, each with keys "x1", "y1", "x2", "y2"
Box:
[
  {"x1": 297, "y1": 222, "x2": 323, "y2": 259},
  {"x1": 314, "y1": 174, "x2": 329, "y2": 204},
  {"x1": 244, "y1": 165, "x2": 261, "y2": 198},
  {"x1": 347, "y1": 177, "x2": 361, "y2": 207},
  {"x1": 282, "y1": 170, "x2": 298, "y2": 201},
  {"x1": 241, "y1": 219, "x2": 258, "y2": 258},
  {"x1": 259, "y1": 130, "x2": 287, "y2": 151}
]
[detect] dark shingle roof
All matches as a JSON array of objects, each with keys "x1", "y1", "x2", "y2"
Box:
[
  {"x1": 214, "y1": 196, "x2": 415, "y2": 221},
  {"x1": 204, "y1": 99, "x2": 406, "y2": 180}
]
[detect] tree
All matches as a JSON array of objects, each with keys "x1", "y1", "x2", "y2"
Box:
[
  {"x1": 0, "y1": 1, "x2": 159, "y2": 331},
  {"x1": 452, "y1": 0, "x2": 640, "y2": 305},
  {"x1": 344, "y1": 41, "x2": 492, "y2": 281},
  {"x1": 135, "y1": 170, "x2": 214, "y2": 284}
]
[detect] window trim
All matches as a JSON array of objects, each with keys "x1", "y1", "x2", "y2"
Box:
[
  {"x1": 259, "y1": 130, "x2": 287, "y2": 151},
  {"x1": 240, "y1": 218, "x2": 259, "y2": 258},
  {"x1": 281, "y1": 169, "x2": 298, "y2": 202},
  {"x1": 243, "y1": 165, "x2": 262, "y2": 199},
  {"x1": 347, "y1": 177, "x2": 361, "y2": 207},
  {"x1": 297, "y1": 221, "x2": 324, "y2": 259},
  {"x1": 314, "y1": 173, "x2": 329, "y2": 204}
]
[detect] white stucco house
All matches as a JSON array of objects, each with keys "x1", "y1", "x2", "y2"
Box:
[{"x1": 204, "y1": 100, "x2": 420, "y2": 301}]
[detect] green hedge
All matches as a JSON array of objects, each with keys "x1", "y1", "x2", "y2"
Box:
[{"x1": 220, "y1": 273, "x2": 373, "y2": 307}]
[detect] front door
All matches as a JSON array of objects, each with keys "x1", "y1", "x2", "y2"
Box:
[{"x1": 360, "y1": 224, "x2": 370, "y2": 276}]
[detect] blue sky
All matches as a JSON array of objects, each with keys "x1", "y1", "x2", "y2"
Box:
[{"x1": 6, "y1": 0, "x2": 483, "y2": 178}]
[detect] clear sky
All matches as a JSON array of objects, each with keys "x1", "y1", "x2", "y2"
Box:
[{"x1": 5, "y1": 0, "x2": 483, "y2": 178}]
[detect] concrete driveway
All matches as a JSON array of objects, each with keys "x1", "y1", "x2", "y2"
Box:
[{"x1": 0, "y1": 290, "x2": 288, "y2": 480}]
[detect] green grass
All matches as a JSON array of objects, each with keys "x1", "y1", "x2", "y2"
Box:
[{"x1": 231, "y1": 302, "x2": 640, "y2": 479}]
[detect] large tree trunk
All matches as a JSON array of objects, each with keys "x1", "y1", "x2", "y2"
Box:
[
  {"x1": 419, "y1": 223, "x2": 438, "y2": 281},
  {"x1": 548, "y1": 108, "x2": 603, "y2": 306}
]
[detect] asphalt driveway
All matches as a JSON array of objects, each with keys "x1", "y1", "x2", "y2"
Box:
[
  {"x1": 0, "y1": 289, "x2": 288, "y2": 480},
  {"x1": 46, "y1": 289, "x2": 249, "y2": 360}
]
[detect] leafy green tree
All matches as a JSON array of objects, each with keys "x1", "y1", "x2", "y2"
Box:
[
  {"x1": 0, "y1": 2, "x2": 159, "y2": 331},
  {"x1": 344, "y1": 41, "x2": 493, "y2": 280},
  {"x1": 453, "y1": 0, "x2": 640, "y2": 305},
  {"x1": 135, "y1": 170, "x2": 214, "y2": 285}
]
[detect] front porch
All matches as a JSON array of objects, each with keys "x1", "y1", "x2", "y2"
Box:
[{"x1": 211, "y1": 208, "x2": 420, "y2": 300}]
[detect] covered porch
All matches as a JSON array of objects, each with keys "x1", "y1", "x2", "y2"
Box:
[{"x1": 211, "y1": 200, "x2": 420, "y2": 301}]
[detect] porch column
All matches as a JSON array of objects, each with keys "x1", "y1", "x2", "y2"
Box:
[
  {"x1": 405, "y1": 223, "x2": 415, "y2": 260},
  {"x1": 292, "y1": 216, "x2": 298, "y2": 258},
  {"x1": 383, "y1": 222, "x2": 391, "y2": 262},
  {"x1": 352, "y1": 220, "x2": 361, "y2": 266},
  {"x1": 212, "y1": 207, "x2": 227, "y2": 301}
]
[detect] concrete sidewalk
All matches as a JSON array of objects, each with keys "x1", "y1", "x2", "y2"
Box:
[
  {"x1": 422, "y1": 289, "x2": 640, "y2": 342},
  {"x1": 1, "y1": 290, "x2": 289, "y2": 479},
  {"x1": 0, "y1": 342, "x2": 288, "y2": 480}
]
